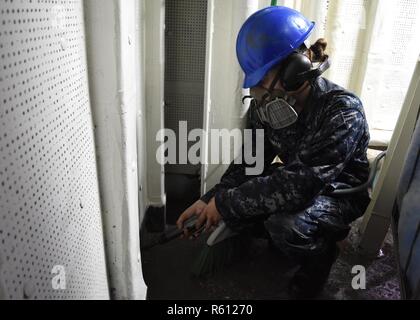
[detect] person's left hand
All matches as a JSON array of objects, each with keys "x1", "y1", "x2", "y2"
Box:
[{"x1": 196, "y1": 197, "x2": 222, "y2": 232}]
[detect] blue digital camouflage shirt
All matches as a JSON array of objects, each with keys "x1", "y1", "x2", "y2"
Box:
[{"x1": 201, "y1": 77, "x2": 371, "y2": 234}]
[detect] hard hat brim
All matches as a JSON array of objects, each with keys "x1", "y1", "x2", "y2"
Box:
[{"x1": 242, "y1": 21, "x2": 316, "y2": 89}]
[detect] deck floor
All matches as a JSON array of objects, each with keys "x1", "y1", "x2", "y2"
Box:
[{"x1": 141, "y1": 174, "x2": 400, "y2": 300}]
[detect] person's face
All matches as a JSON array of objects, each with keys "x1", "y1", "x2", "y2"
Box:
[
  {"x1": 250, "y1": 65, "x2": 287, "y2": 102},
  {"x1": 255, "y1": 63, "x2": 310, "y2": 96},
  {"x1": 258, "y1": 67, "x2": 284, "y2": 91}
]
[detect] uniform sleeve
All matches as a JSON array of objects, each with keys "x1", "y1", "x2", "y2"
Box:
[
  {"x1": 200, "y1": 101, "x2": 277, "y2": 204},
  {"x1": 214, "y1": 106, "x2": 367, "y2": 227}
]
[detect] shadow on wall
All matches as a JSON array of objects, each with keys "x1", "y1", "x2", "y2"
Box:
[{"x1": 165, "y1": 173, "x2": 201, "y2": 225}]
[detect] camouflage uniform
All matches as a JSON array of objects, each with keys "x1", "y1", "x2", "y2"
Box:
[{"x1": 201, "y1": 77, "x2": 371, "y2": 256}]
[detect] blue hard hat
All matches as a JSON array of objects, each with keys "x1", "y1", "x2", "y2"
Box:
[{"x1": 237, "y1": 6, "x2": 315, "y2": 88}]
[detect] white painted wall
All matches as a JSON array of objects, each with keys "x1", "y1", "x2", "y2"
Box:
[
  {"x1": 201, "y1": 0, "x2": 266, "y2": 195},
  {"x1": 144, "y1": 0, "x2": 166, "y2": 207},
  {"x1": 136, "y1": 0, "x2": 149, "y2": 226},
  {"x1": 84, "y1": 0, "x2": 147, "y2": 300},
  {"x1": 359, "y1": 56, "x2": 420, "y2": 255},
  {"x1": 296, "y1": 0, "x2": 420, "y2": 143}
]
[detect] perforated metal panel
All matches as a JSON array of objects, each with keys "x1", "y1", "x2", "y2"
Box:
[
  {"x1": 165, "y1": 92, "x2": 204, "y2": 130},
  {"x1": 165, "y1": 0, "x2": 207, "y2": 175},
  {"x1": 0, "y1": 0, "x2": 109, "y2": 299},
  {"x1": 313, "y1": 0, "x2": 420, "y2": 132},
  {"x1": 368, "y1": 0, "x2": 420, "y2": 131},
  {"x1": 165, "y1": 0, "x2": 207, "y2": 83},
  {"x1": 323, "y1": 0, "x2": 367, "y2": 89}
]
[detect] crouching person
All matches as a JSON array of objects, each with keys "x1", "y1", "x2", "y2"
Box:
[{"x1": 177, "y1": 6, "x2": 370, "y2": 299}]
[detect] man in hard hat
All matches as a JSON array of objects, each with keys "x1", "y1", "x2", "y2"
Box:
[{"x1": 178, "y1": 6, "x2": 370, "y2": 299}]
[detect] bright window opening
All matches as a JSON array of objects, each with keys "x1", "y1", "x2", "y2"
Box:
[{"x1": 287, "y1": 0, "x2": 420, "y2": 145}]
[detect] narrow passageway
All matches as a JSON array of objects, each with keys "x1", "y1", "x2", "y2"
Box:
[
  {"x1": 141, "y1": 174, "x2": 400, "y2": 300},
  {"x1": 2, "y1": 0, "x2": 420, "y2": 302}
]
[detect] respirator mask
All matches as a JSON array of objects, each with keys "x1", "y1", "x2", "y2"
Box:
[
  {"x1": 244, "y1": 48, "x2": 331, "y2": 130},
  {"x1": 249, "y1": 86, "x2": 300, "y2": 130}
]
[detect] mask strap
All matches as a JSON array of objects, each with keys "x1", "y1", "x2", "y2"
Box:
[{"x1": 295, "y1": 54, "x2": 331, "y2": 85}]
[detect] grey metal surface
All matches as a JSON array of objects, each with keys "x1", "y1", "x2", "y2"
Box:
[
  {"x1": 164, "y1": 0, "x2": 208, "y2": 175},
  {"x1": 396, "y1": 116, "x2": 420, "y2": 299}
]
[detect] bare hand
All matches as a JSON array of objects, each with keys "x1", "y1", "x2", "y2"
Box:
[
  {"x1": 196, "y1": 197, "x2": 222, "y2": 233},
  {"x1": 176, "y1": 200, "x2": 207, "y2": 237}
]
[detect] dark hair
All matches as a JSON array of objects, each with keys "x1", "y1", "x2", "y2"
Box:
[{"x1": 308, "y1": 38, "x2": 328, "y2": 62}]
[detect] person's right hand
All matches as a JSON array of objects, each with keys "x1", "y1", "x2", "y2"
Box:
[{"x1": 176, "y1": 200, "x2": 208, "y2": 238}]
